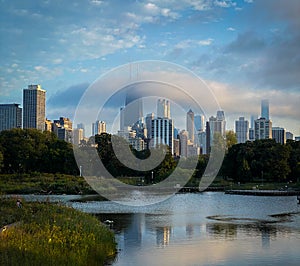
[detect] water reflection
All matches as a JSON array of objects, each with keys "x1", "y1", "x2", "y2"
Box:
[{"x1": 84, "y1": 194, "x2": 300, "y2": 265}]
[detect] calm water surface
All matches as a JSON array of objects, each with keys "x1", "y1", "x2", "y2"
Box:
[{"x1": 71, "y1": 192, "x2": 300, "y2": 266}]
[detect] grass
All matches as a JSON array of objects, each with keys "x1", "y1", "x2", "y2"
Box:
[
  {"x1": 0, "y1": 198, "x2": 116, "y2": 266},
  {"x1": 0, "y1": 173, "x2": 96, "y2": 195}
]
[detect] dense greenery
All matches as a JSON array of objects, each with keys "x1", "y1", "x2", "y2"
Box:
[
  {"x1": 0, "y1": 128, "x2": 78, "y2": 175},
  {"x1": 0, "y1": 129, "x2": 299, "y2": 188},
  {"x1": 221, "y1": 139, "x2": 300, "y2": 183},
  {"x1": 0, "y1": 198, "x2": 116, "y2": 265}
]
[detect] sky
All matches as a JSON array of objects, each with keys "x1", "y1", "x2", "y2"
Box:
[{"x1": 0, "y1": 0, "x2": 299, "y2": 136}]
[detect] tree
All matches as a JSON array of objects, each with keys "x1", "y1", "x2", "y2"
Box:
[{"x1": 226, "y1": 130, "x2": 237, "y2": 150}]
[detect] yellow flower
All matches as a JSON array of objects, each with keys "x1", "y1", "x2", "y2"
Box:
[{"x1": 48, "y1": 238, "x2": 52, "y2": 243}]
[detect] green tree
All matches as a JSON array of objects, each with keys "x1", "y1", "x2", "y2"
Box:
[{"x1": 226, "y1": 130, "x2": 237, "y2": 150}]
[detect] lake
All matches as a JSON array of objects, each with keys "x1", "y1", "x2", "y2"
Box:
[{"x1": 70, "y1": 192, "x2": 300, "y2": 266}]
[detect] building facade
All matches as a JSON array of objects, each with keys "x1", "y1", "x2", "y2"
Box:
[
  {"x1": 186, "y1": 109, "x2": 194, "y2": 143},
  {"x1": 0, "y1": 104, "x2": 22, "y2": 132},
  {"x1": 23, "y1": 84, "x2": 46, "y2": 131},
  {"x1": 151, "y1": 118, "x2": 174, "y2": 154},
  {"x1": 261, "y1": 99, "x2": 269, "y2": 120},
  {"x1": 235, "y1": 117, "x2": 249, "y2": 143},
  {"x1": 157, "y1": 99, "x2": 170, "y2": 119},
  {"x1": 272, "y1": 127, "x2": 286, "y2": 144},
  {"x1": 92, "y1": 120, "x2": 106, "y2": 136},
  {"x1": 254, "y1": 117, "x2": 272, "y2": 140}
]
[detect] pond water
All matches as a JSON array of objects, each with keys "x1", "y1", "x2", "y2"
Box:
[{"x1": 70, "y1": 192, "x2": 300, "y2": 266}]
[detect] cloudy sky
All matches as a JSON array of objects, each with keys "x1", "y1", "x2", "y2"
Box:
[{"x1": 0, "y1": 0, "x2": 299, "y2": 136}]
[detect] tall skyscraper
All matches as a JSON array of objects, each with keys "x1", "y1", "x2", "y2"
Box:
[
  {"x1": 179, "y1": 130, "x2": 188, "y2": 157},
  {"x1": 23, "y1": 84, "x2": 46, "y2": 131},
  {"x1": 145, "y1": 113, "x2": 154, "y2": 139},
  {"x1": 254, "y1": 117, "x2": 272, "y2": 140},
  {"x1": 92, "y1": 120, "x2": 106, "y2": 135},
  {"x1": 123, "y1": 90, "x2": 143, "y2": 128},
  {"x1": 235, "y1": 117, "x2": 249, "y2": 143},
  {"x1": 261, "y1": 99, "x2": 269, "y2": 120},
  {"x1": 151, "y1": 118, "x2": 174, "y2": 154},
  {"x1": 77, "y1": 123, "x2": 85, "y2": 137},
  {"x1": 186, "y1": 109, "x2": 194, "y2": 143},
  {"x1": 206, "y1": 110, "x2": 226, "y2": 153},
  {"x1": 272, "y1": 127, "x2": 286, "y2": 144},
  {"x1": 157, "y1": 99, "x2": 170, "y2": 119},
  {"x1": 194, "y1": 115, "x2": 204, "y2": 132},
  {"x1": 0, "y1": 104, "x2": 22, "y2": 132}
]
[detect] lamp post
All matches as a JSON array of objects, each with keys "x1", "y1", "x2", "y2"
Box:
[{"x1": 151, "y1": 171, "x2": 154, "y2": 184}]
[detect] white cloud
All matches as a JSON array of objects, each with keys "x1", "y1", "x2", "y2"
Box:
[
  {"x1": 90, "y1": 0, "x2": 103, "y2": 6},
  {"x1": 227, "y1": 27, "x2": 236, "y2": 31},
  {"x1": 52, "y1": 58, "x2": 62, "y2": 64},
  {"x1": 214, "y1": 0, "x2": 236, "y2": 8},
  {"x1": 198, "y1": 38, "x2": 214, "y2": 46}
]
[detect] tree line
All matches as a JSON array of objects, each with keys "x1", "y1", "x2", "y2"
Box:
[{"x1": 0, "y1": 129, "x2": 299, "y2": 184}]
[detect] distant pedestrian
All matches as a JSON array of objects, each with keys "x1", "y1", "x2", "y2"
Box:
[{"x1": 16, "y1": 199, "x2": 22, "y2": 208}]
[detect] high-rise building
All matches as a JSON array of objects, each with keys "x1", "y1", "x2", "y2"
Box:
[
  {"x1": 286, "y1": 131, "x2": 293, "y2": 141},
  {"x1": 23, "y1": 84, "x2": 46, "y2": 131},
  {"x1": 92, "y1": 120, "x2": 106, "y2": 135},
  {"x1": 145, "y1": 113, "x2": 154, "y2": 139},
  {"x1": 73, "y1": 128, "x2": 84, "y2": 145},
  {"x1": 123, "y1": 90, "x2": 143, "y2": 128},
  {"x1": 272, "y1": 127, "x2": 286, "y2": 144},
  {"x1": 52, "y1": 117, "x2": 73, "y2": 142},
  {"x1": 179, "y1": 130, "x2": 188, "y2": 157},
  {"x1": 151, "y1": 118, "x2": 174, "y2": 154},
  {"x1": 261, "y1": 99, "x2": 269, "y2": 120},
  {"x1": 0, "y1": 104, "x2": 22, "y2": 132},
  {"x1": 235, "y1": 117, "x2": 249, "y2": 143},
  {"x1": 186, "y1": 109, "x2": 194, "y2": 143},
  {"x1": 254, "y1": 117, "x2": 272, "y2": 140},
  {"x1": 77, "y1": 123, "x2": 85, "y2": 137},
  {"x1": 197, "y1": 130, "x2": 207, "y2": 154},
  {"x1": 194, "y1": 115, "x2": 204, "y2": 132},
  {"x1": 157, "y1": 99, "x2": 170, "y2": 119},
  {"x1": 45, "y1": 118, "x2": 52, "y2": 132}
]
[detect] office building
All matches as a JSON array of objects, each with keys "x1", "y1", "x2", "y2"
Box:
[
  {"x1": 92, "y1": 120, "x2": 106, "y2": 135},
  {"x1": 145, "y1": 113, "x2": 154, "y2": 139},
  {"x1": 77, "y1": 123, "x2": 85, "y2": 137},
  {"x1": 186, "y1": 109, "x2": 194, "y2": 143},
  {"x1": 157, "y1": 99, "x2": 170, "y2": 119},
  {"x1": 261, "y1": 99, "x2": 269, "y2": 120},
  {"x1": 73, "y1": 128, "x2": 84, "y2": 145},
  {"x1": 52, "y1": 117, "x2": 73, "y2": 142},
  {"x1": 179, "y1": 130, "x2": 188, "y2": 157},
  {"x1": 194, "y1": 115, "x2": 204, "y2": 132},
  {"x1": 23, "y1": 84, "x2": 46, "y2": 131},
  {"x1": 0, "y1": 104, "x2": 22, "y2": 132},
  {"x1": 123, "y1": 89, "x2": 143, "y2": 128},
  {"x1": 254, "y1": 117, "x2": 272, "y2": 140},
  {"x1": 235, "y1": 117, "x2": 249, "y2": 143},
  {"x1": 272, "y1": 127, "x2": 286, "y2": 144},
  {"x1": 286, "y1": 132, "x2": 293, "y2": 141},
  {"x1": 151, "y1": 118, "x2": 174, "y2": 154}
]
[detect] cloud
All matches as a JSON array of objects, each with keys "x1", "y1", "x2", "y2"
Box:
[
  {"x1": 47, "y1": 83, "x2": 89, "y2": 109},
  {"x1": 224, "y1": 31, "x2": 266, "y2": 54},
  {"x1": 214, "y1": 0, "x2": 237, "y2": 8},
  {"x1": 227, "y1": 27, "x2": 235, "y2": 31}
]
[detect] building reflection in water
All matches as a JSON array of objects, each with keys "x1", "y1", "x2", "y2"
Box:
[
  {"x1": 186, "y1": 224, "x2": 194, "y2": 238},
  {"x1": 123, "y1": 213, "x2": 145, "y2": 250},
  {"x1": 156, "y1": 226, "x2": 171, "y2": 247}
]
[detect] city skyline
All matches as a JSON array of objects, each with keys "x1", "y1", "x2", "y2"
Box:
[{"x1": 0, "y1": 1, "x2": 299, "y2": 135}]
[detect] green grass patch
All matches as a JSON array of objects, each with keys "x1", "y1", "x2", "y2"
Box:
[{"x1": 0, "y1": 198, "x2": 116, "y2": 265}]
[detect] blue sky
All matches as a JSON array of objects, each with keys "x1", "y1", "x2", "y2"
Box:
[{"x1": 0, "y1": 0, "x2": 299, "y2": 136}]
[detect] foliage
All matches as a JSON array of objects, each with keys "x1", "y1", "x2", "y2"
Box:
[
  {"x1": 0, "y1": 128, "x2": 78, "y2": 175},
  {"x1": 226, "y1": 130, "x2": 237, "y2": 150},
  {"x1": 0, "y1": 198, "x2": 116, "y2": 266},
  {"x1": 221, "y1": 139, "x2": 294, "y2": 183}
]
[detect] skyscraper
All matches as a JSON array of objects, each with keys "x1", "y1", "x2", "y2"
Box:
[
  {"x1": 0, "y1": 104, "x2": 22, "y2": 132},
  {"x1": 123, "y1": 89, "x2": 143, "y2": 128},
  {"x1": 235, "y1": 117, "x2": 249, "y2": 143},
  {"x1": 157, "y1": 99, "x2": 170, "y2": 119},
  {"x1": 272, "y1": 127, "x2": 286, "y2": 144},
  {"x1": 151, "y1": 118, "x2": 174, "y2": 154},
  {"x1": 186, "y1": 109, "x2": 194, "y2": 143},
  {"x1": 23, "y1": 84, "x2": 46, "y2": 131},
  {"x1": 92, "y1": 120, "x2": 106, "y2": 135},
  {"x1": 194, "y1": 115, "x2": 204, "y2": 132},
  {"x1": 261, "y1": 99, "x2": 269, "y2": 120},
  {"x1": 254, "y1": 117, "x2": 272, "y2": 140}
]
